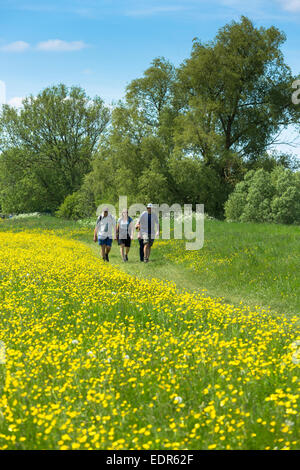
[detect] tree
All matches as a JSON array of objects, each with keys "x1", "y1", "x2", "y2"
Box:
[
  {"x1": 0, "y1": 84, "x2": 110, "y2": 212},
  {"x1": 125, "y1": 57, "x2": 177, "y2": 129},
  {"x1": 176, "y1": 16, "x2": 296, "y2": 185},
  {"x1": 271, "y1": 167, "x2": 300, "y2": 224},
  {"x1": 241, "y1": 170, "x2": 274, "y2": 222},
  {"x1": 168, "y1": 157, "x2": 225, "y2": 216},
  {"x1": 0, "y1": 148, "x2": 50, "y2": 213},
  {"x1": 224, "y1": 171, "x2": 255, "y2": 221}
]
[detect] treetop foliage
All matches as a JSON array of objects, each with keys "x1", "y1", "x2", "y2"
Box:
[{"x1": 0, "y1": 17, "x2": 299, "y2": 222}]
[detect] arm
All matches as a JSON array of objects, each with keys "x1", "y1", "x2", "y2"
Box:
[
  {"x1": 93, "y1": 225, "x2": 98, "y2": 242},
  {"x1": 134, "y1": 218, "x2": 141, "y2": 240},
  {"x1": 129, "y1": 219, "x2": 134, "y2": 239},
  {"x1": 94, "y1": 215, "x2": 101, "y2": 242},
  {"x1": 112, "y1": 217, "x2": 117, "y2": 240}
]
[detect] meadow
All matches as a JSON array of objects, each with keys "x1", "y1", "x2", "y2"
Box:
[{"x1": 0, "y1": 216, "x2": 299, "y2": 450}]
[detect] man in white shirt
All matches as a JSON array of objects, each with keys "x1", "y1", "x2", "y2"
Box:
[
  {"x1": 94, "y1": 208, "x2": 116, "y2": 262},
  {"x1": 137, "y1": 203, "x2": 159, "y2": 263}
]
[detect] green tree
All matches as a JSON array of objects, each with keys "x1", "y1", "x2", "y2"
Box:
[
  {"x1": 43, "y1": 18, "x2": 299, "y2": 221},
  {"x1": 224, "y1": 170, "x2": 255, "y2": 221},
  {"x1": 0, "y1": 148, "x2": 51, "y2": 213},
  {"x1": 241, "y1": 170, "x2": 274, "y2": 222},
  {"x1": 176, "y1": 16, "x2": 296, "y2": 184},
  {"x1": 126, "y1": 57, "x2": 177, "y2": 129},
  {"x1": 271, "y1": 167, "x2": 300, "y2": 224},
  {"x1": 0, "y1": 84, "x2": 110, "y2": 212},
  {"x1": 225, "y1": 167, "x2": 300, "y2": 224},
  {"x1": 168, "y1": 157, "x2": 225, "y2": 215}
]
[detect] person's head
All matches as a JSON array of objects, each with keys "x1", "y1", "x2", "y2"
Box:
[
  {"x1": 147, "y1": 203, "x2": 153, "y2": 213},
  {"x1": 122, "y1": 209, "x2": 128, "y2": 219},
  {"x1": 103, "y1": 207, "x2": 109, "y2": 217}
]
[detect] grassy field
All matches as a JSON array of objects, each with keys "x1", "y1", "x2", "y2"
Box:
[
  {"x1": 2, "y1": 215, "x2": 298, "y2": 315},
  {"x1": 0, "y1": 215, "x2": 299, "y2": 450}
]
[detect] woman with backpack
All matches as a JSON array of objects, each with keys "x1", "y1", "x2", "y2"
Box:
[
  {"x1": 116, "y1": 209, "x2": 134, "y2": 262},
  {"x1": 93, "y1": 208, "x2": 116, "y2": 262}
]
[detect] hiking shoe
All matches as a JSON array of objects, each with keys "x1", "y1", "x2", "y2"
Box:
[{"x1": 144, "y1": 258, "x2": 149, "y2": 263}]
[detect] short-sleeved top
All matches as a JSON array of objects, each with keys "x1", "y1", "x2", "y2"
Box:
[
  {"x1": 117, "y1": 216, "x2": 133, "y2": 239},
  {"x1": 96, "y1": 214, "x2": 116, "y2": 239},
  {"x1": 139, "y1": 211, "x2": 159, "y2": 238}
]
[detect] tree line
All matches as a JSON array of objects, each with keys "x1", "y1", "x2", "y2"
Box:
[{"x1": 0, "y1": 17, "x2": 299, "y2": 222}]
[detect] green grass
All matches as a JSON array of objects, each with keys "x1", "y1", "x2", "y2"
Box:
[
  {"x1": 0, "y1": 215, "x2": 299, "y2": 450},
  {"x1": 1, "y1": 215, "x2": 299, "y2": 316},
  {"x1": 153, "y1": 219, "x2": 300, "y2": 316}
]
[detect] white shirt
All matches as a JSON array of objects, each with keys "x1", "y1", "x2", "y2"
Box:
[
  {"x1": 117, "y1": 216, "x2": 133, "y2": 239},
  {"x1": 138, "y1": 211, "x2": 159, "y2": 237},
  {"x1": 96, "y1": 214, "x2": 116, "y2": 239}
]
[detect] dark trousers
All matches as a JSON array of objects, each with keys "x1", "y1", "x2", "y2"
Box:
[{"x1": 139, "y1": 238, "x2": 144, "y2": 261}]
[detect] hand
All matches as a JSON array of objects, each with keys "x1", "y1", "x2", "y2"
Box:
[{"x1": 155, "y1": 231, "x2": 159, "y2": 238}]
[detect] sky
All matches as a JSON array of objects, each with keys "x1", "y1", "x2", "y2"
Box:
[{"x1": 0, "y1": 0, "x2": 299, "y2": 156}]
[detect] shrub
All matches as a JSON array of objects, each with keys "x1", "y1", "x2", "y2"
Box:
[
  {"x1": 225, "y1": 167, "x2": 300, "y2": 224},
  {"x1": 56, "y1": 188, "x2": 95, "y2": 220}
]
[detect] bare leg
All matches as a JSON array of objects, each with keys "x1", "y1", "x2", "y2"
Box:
[
  {"x1": 120, "y1": 245, "x2": 125, "y2": 260},
  {"x1": 144, "y1": 243, "x2": 150, "y2": 261},
  {"x1": 101, "y1": 245, "x2": 106, "y2": 260}
]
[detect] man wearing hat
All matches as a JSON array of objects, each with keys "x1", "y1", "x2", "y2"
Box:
[
  {"x1": 94, "y1": 208, "x2": 116, "y2": 262},
  {"x1": 137, "y1": 203, "x2": 159, "y2": 263}
]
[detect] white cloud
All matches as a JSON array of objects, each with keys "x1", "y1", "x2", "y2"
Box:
[
  {"x1": 7, "y1": 96, "x2": 24, "y2": 108},
  {"x1": 279, "y1": 0, "x2": 300, "y2": 12},
  {"x1": 0, "y1": 39, "x2": 89, "y2": 53},
  {"x1": 36, "y1": 39, "x2": 87, "y2": 52},
  {"x1": 0, "y1": 41, "x2": 30, "y2": 52}
]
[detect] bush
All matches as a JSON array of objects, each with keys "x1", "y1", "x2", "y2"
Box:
[
  {"x1": 225, "y1": 167, "x2": 300, "y2": 224},
  {"x1": 56, "y1": 187, "x2": 95, "y2": 220}
]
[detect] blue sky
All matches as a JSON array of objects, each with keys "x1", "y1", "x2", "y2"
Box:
[{"x1": 0, "y1": 0, "x2": 299, "y2": 155}]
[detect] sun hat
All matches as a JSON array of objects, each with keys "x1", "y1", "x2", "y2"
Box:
[{"x1": 147, "y1": 203, "x2": 153, "y2": 208}]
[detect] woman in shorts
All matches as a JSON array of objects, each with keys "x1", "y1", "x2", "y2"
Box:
[
  {"x1": 116, "y1": 209, "x2": 134, "y2": 262},
  {"x1": 93, "y1": 207, "x2": 116, "y2": 262}
]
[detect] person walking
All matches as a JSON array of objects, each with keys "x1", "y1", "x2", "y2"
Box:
[
  {"x1": 137, "y1": 203, "x2": 159, "y2": 263},
  {"x1": 93, "y1": 208, "x2": 116, "y2": 262},
  {"x1": 117, "y1": 209, "x2": 133, "y2": 262}
]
